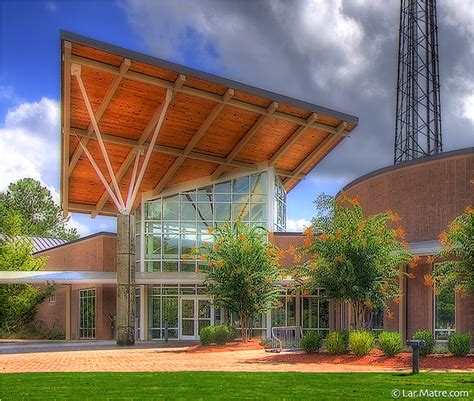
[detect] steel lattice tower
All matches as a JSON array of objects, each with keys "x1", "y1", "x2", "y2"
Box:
[{"x1": 394, "y1": 0, "x2": 442, "y2": 164}]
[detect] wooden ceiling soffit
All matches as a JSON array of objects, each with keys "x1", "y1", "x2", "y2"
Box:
[
  {"x1": 211, "y1": 101, "x2": 279, "y2": 181},
  {"x1": 71, "y1": 55, "x2": 352, "y2": 137},
  {"x1": 152, "y1": 88, "x2": 235, "y2": 197},
  {"x1": 282, "y1": 122, "x2": 347, "y2": 188}
]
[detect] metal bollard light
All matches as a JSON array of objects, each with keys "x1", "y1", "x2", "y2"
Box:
[{"x1": 406, "y1": 340, "x2": 425, "y2": 373}]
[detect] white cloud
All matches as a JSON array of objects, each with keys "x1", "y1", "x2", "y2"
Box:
[
  {"x1": 287, "y1": 218, "x2": 311, "y2": 232},
  {"x1": 67, "y1": 216, "x2": 91, "y2": 237},
  {"x1": 0, "y1": 97, "x2": 60, "y2": 192}
]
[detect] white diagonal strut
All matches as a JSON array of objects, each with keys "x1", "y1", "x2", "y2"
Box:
[
  {"x1": 71, "y1": 63, "x2": 125, "y2": 211},
  {"x1": 75, "y1": 135, "x2": 124, "y2": 211},
  {"x1": 125, "y1": 88, "x2": 173, "y2": 212}
]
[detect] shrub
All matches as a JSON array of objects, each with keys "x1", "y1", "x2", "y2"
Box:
[
  {"x1": 377, "y1": 331, "x2": 403, "y2": 357},
  {"x1": 349, "y1": 331, "x2": 374, "y2": 356},
  {"x1": 46, "y1": 330, "x2": 65, "y2": 340},
  {"x1": 448, "y1": 332, "x2": 472, "y2": 357},
  {"x1": 214, "y1": 325, "x2": 231, "y2": 345},
  {"x1": 412, "y1": 330, "x2": 435, "y2": 356},
  {"x1": 301, "y1": 331, "x2": 324, "y2": 354},
  {"x1": 199, "y1": 325, "x2": 216, "y2": 346},
  {"x1": 326, "y1": 330, "x2": 349, "y2": 355},
  {"x1": 224, "y1": 325, "x2": 238, "y2": 342}
]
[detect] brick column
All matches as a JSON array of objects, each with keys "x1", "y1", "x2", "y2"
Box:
[{"x1": 116, "y1": 214, "x2": 136, "y2": 346}]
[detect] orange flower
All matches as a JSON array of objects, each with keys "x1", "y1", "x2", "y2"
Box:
[
  {"x1": 207, "y1": 226, "x2": 215, "y2": 234},
  {"x1": 199, "y1": 254, "x2": 207, "y2": 261},
  {"x1": 387, "y1": 210, "x2": 401, "y2": 222},
  {"x1": 351, "y1": 195, "x2": 361, "y2": 206},
  {"x1": 287, "y1": 246, "x2": 296, "y2": 255},
  {"x1": 409, "y1": 255, "x2": 420, "y2": 269},
  {"x1": 268, "y1": 232, "x2": 274, "y2": 241},
  {"x1": 335, "y1": 255, "x2": 345, "y2": 263},
  {"x1": 402, "y1": 241, "x2": 410, "y2": 250},
  {"x1": 465, "y1": 205, "x2": 473, "y2": 213},
  {"x1": 426, "y1": 255, "x2": 434, "y2": 265},
  {"x1": 215, "y1": 260, "x2": 224, "y2": 269},
  {"x1": 303, "y1": 236, "x2": 312, "y2": 248},
  {"x1": 182, "y1": 254, "x2": 189, "y2": 260},
  {"x1": 245, "y1": 244, "x2": 251, "y2": 252},
  {"x1": 320, "y1": 233, "x2": 329, "y2": 241},
  {"x1": 277, "y1": 301, "x2": 284, "y2": 308},
  {"x1": 423, "y1": 274, "x2": 434, "y2": 286},
  {"x1": 266, "y1": 248, "x2": 271, "y2": 257},
  {"x1": 302, "y1": 289, "x2": 311, "y2": 296},
  {"x1": 239, "y1": 234, "x2": 246, "y2": 242},
  {"x1": 386, "y1": 311, "x2": 395, "y2": 320},
  {"x1": 365, "y1": 299, "x2": 373, "y2": 308},
  {"x1": 381, "y1": 284, "x2": 388, "y2": 294},
  {"x1": 309, "y1": 261, "x2": 318, "y2": 270},
  {"x1": 213, "y1": 242, "x2": 221, "y2": 250},
  {"x1": 395, "y1": 226, "x2": 405, "y2": 239},
  {"x1": 407, "y1": 273, "x2": 416, "y2": 279},
  {"x1": 334, "y1": 230, "x2": 342, "y2": 239},
  {"x1": 278, "y1": 250, "x2": 286, "y2": 259},
  {"x1": 393, "y1": 297, "x2": 400, "y2": 304},
  {"x1": 196, "y1": 268, "x2": 202, "y2": 273},
  {"x1": 439, "y1": 231, "x2": 448, "y2": 246}
]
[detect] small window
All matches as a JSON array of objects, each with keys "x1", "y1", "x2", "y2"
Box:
[{"x1": 434, "y1": 283, "x2": 456, "y2": 341}]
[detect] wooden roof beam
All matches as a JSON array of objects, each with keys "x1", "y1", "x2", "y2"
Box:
[
  {"x1": 269, "y1": 113, "x2": 317, "y2": 165},
  {"x1": 71, "y1": 128, "x2": 258, "y2": 172},
  {"x1": 68, "y1": 57, "x2": 131, "y2": 176},
  {"x1": 70, "y1": 54, "x2": 351, "y2": 137},
  {"x1": 211, "y1": 101, "x2": 278, "y2": 181},
  {"x1": 152, "y1": 88, "x2": 234, "y2": 196},
  {"x1": 61, "y1": 41, "x2": 72, "y2": 217}
]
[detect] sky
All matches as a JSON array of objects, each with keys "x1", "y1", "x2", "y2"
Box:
[{"x1": 0, "y1": 0, "x2": 473, "y2": 236}]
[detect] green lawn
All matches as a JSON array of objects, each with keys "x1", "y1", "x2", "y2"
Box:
[{"x1": 0, "y1": 372, "x2": 472, "y2": 400}]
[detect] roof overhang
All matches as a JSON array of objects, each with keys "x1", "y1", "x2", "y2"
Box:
[
  {"x1": 60, "y1": 31, "x2": 358, "y2": 217},
  {"x1": 0, "y1": 271, "x2": 206, "y2": 285}
]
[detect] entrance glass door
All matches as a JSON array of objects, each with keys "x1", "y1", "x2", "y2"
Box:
[
  {"x1": 180, "y1": 297, "x2": 212, "y2": 340},
  {"x1": 180, "y1": 298, "x2": 196, "y2": 339}
]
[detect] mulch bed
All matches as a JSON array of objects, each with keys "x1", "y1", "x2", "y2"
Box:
[
  {"x1": 248, "y1": 349, "x2": 474, "y2": 370},
  {"x1": 186, "y1": 339, "x2": 265, "y2": 353}
]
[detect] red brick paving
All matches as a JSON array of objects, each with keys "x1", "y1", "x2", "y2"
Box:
[{"x1": 0, "y1": 342, "x2": 471, "y2": 373}]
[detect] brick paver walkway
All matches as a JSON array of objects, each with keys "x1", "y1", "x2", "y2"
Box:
[{"x1": 0, "y1": 342, "x2": 403, "y2": 373}]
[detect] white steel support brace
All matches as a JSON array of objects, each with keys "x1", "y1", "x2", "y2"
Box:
[
  {"x1": 75, "y1": 135, "x2": 124, "y2": 211},
  {"x1": 92, "y1": 75, "x2": 184, "y2": 217},
  {"x1": 71, "y1": 63, "x2": 126, "y2": 211},
  {"x1": 126, "y1": 89, "x2": 172, "y2": 212}
]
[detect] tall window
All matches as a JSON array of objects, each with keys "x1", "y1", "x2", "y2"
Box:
[
  {"x1": 141, "y1": 172, "x2": 269, "y2": 273},
  {"x1": 301, "y1": 289, "x2": 329, "y2": 335},
  {"x1": 272, "y1": 288, "x2": 297, "y2": 327},
  {"x1": 273, "y1": 177, "x2": 287, "y2": 231},
  {"x1": 434, "y1": 283, "x2": 456, "y2": 341},
  {"x1": 79, "y1": 289, "x2": 96, "y2": 339}
]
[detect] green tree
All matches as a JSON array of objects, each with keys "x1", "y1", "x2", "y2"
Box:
[
  {"x1": 0, "y1": 223, "x2": 49, "y2": 331},
  {"x1": 0, "y1": 178, "x2": 78, "y2": 240},
  {"x1": 432, "y1": 206, "x2": 474, "y2": 295},
  {"x1": 196, "y1": 221, "x2": 281, "y2": 341},
  {"x1": 297, "y1": 194, "x2": 413, "y2": 330}
]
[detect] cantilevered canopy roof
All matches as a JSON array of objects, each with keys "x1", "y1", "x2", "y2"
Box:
[{"x1": 61, "y1": 31, "x2": 358, "y2": 217}]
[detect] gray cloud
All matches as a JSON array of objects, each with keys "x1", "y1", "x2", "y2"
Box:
[{"x1": 121, "y1": 0, "x2": 474, "y2": 184}]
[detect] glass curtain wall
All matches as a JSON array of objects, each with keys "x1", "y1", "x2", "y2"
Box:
[
  {"x1": 273, "y1": 176, "x2": 287, "y2": 231},
  {"x1": 140, "y1": 171, "x2": 269, "y2": 272}
]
